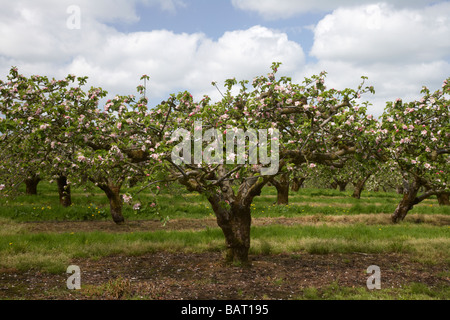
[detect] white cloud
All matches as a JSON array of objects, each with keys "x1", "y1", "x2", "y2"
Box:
[
  {"x1": 189, "y1": 26, "x2": 305, "y2": 96},
  {"x1": 0, "y1": 1, "x2": 305, "y2": 105},
  {"x1": 302, "y1": 60, "x2": 449, "y2": 118},
  {"x1": 1, "y1": 0, "x2": 447, "y2": 120},
  {"x1": 231, "y1": 0, "x2": 442, "y2": 20},
  {"x1": 303, "y1": 2, "x2": 450, "y2": 117},
  {"x1": 310, "y1": 2, "x2": 450, "y2": 64},
  {"x1": 150, "y1": 0, "x2": 187, "y2": 13},
  {"x1": 64, "y1": 26, "x2": 305, "y2": 103}
]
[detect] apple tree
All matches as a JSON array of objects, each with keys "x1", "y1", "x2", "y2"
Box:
[
  {"x1": 141, "y1": 63, "x2": 376, "y2": 264},
  {"x1": 378, "y1": 78, "x2": 449, "y2": 222}
]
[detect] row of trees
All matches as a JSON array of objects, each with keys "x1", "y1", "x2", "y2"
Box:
[{"x1": 1, "y1": 63, "x2": 448, "y2": 264}]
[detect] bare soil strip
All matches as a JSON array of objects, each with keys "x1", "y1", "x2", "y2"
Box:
[
  {"x1": 2, "y1": 215, "x2": 448, "y2": 300},
  {"x1": 1, "y1": 251, "x2": 449, "y2": 300}
]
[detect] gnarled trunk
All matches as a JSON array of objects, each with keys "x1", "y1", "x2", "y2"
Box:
[
  {"x1": 352, "y1": 174, "x2": 371, "y2": 199},
  {"x1": 271, "y1": 173, "x2": 290, "y2": 205},
  {"x1": 210, "y1": 199, "x2": 251, "y2": 265},
  {"x1": 99, "y1": 183, "x2": 125, "y2": 224},
  {"x1": 337, "y1": 181, "x2": 348, "y2": 192},
  {"x1": 25, "y1": 175, "x2": 41, "y2": 195},
  {"x1": 437, "y1": 193, "x2": 449, "y2": 206},
  {"x1": 57, "y1": 175, "x2": 72, "y2": 207},
  {"x1": 392, "y1": 179, "x2": 421, "y2": 223},
  {"x1": 291, "y1": 177, "x2": 305, "y2": 192},
  {"x1": 182, "y1": 165, "x2": 270, "y2": 266}
]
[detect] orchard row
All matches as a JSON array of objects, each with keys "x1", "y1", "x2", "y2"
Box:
[{"x1": 0, "y1": 63, "x2": 448, "y2": 264}]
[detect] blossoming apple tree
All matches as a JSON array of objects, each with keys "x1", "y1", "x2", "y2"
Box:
[
  {"x1": 0, "y1": 67, "x2": 99, "y2": 206},
  {"x1": 0, "y1": 68, "x2": 163, "y2": 223},
  {"x1": 137, "y1": 63, "x2": 377, "y2": 264},
  {"x1": 378, "y1": 79, "x2": 449, "y2": 222},
  {"x1": 1, "y1": 63, "x2": 384, "y2": 265}
]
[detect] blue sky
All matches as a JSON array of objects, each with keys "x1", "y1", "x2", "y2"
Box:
[
  {"x1": 0, "y1": 0, "x2": 449, "y2": 117},
  {"x1": 114, "y1": 0, "x2": 323, "y2": 62}
]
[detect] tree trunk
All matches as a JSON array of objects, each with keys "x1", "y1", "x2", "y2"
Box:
[
  {"x1": 57, "y1": 175, "x2": 72, "y2": 207},
  {"x1": 437, "y1": 193, "x2": 450, "y2": 206},
  {"x1": 291, "y1": 177, "x2": 305, "y2": 192},
  {"x1": 391, "y1": 179, "x2": 421, "y2": 223},
  {"x1": 396, "y1": 185, "x2": 404, "y2": 194},
  {"x1": 99, "y1": 183, "x2": 125, "y2": 224},
  {"x1": 337, "y1": 181, "x2": 347, "y2": 192},
  {"x1": 182, "y1": 165, "x2": 270, "y2": 266},
  {"x1": 352, "y1": 174, "x2": 371, "y2": 199},
  {"x1": 208, "y1": 196, "x2": 251, "y2": 265},
  {"x1": 25, "y1": 175, "x2": 40, "y2": 195},
  {"x1": 274, "y1": 173, "x2": 290, "y2": 205}
]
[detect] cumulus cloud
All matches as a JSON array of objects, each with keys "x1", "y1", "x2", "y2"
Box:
[
  {"x1": 65, "y1": 26, "x2": 305, "y2": 103},
  {"x1": 310, "y1": 2, "x2": 450, "y2": 64},
  {"x1": 0, "y1": 0, "x2": 186, "y2": 69},
  {"x1": 302, "y1": 60, "x2": 450, "y2": 117},
  {"x1": 0, "y1": 0, "x2": 305, "y2": 105},
  {"x1": 231, "y1": 0, "x2": 441, "y2": 20},
  {"x1": 1, "y1": 0, "x2": 447, "y2": 119},
  {"x1": 187, "y1": 26, "x2": 305, "y2": 97},
  {"x1": 303, "y1": 2, "x2": 450, "y2": 117}
]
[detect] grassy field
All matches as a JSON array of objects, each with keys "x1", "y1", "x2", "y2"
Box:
[
  {"x1": 0, "y1": 181, "x2": 449, "y2": 300},
  {"x1": 1, "y1": 181, "x2": 448, "y2": 221}
]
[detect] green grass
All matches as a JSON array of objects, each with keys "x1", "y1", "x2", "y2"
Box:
[
  {"x1": 250, "y1": 224, "x2": 450, "y2": 263},
  {"x1": 297, "y1": 281, "x2": 450, "y2": 300},
  {"x1": 1, "y1": 182, "x2": 449, "y2": 269},
  {"x1": 1, "y1": 182, "x2": 448, "y2": 222},
  {"x1": 1, "y1": 182, "x2": 449, "y2": 300},
  {"x1": 1, "y1": 218, "x2": 448, "y2": 273}
]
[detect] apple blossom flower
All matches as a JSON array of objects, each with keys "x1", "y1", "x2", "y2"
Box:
[
  {"x1": 122, "y1": 194, "x2": 132, "y2": 204},
  {"x1": 226, "y1": 152, "x2": 236, "y2": 162}
]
